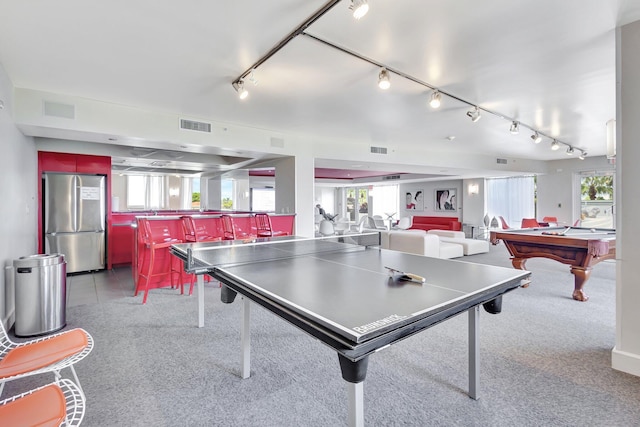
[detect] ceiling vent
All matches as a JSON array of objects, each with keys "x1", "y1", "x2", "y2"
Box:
[
  {"x1": 370, "y1": 146, "x2": 387, "y2": 154},
  {"x1": 496, "y1": 158, "x2": 508, "y2": 164},
  {"x1": 43, "y1": 101, "x2": 75, "y2": 119},
  {"x1": 382, "y1": 175, "x2": 401, "y2": 180},
  {"x1": 180, "y1": 118, "x2": 211, "y2": 133}
]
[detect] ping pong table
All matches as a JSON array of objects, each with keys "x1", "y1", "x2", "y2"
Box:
[{"x1": 171, "y1": 233, "x2": 530, "y2": 427}]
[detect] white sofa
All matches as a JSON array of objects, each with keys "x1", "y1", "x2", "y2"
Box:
[
  {"x1": 426, "y1": 229, "x2": 490, "y2": 255},
  {"x1": 380, "y1": 229, "x2": 463, "y2": 259}
]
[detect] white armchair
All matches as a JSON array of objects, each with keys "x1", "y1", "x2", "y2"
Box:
[
  {"x1": 394, "y1": 217, "x2": 411, "y2": 230},
  {"x1": 319, "y1": 220, "x2": 335, "y2": 236},
  {"x1": 334, "y1": 218, "x2": 350, "y2": 234}
]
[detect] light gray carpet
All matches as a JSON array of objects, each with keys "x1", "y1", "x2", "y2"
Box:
[{"x1": 5, "y1": 244, "x2": 640, "y2": 426}]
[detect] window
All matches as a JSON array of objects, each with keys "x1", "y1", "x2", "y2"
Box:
[
  {"x1": 370, "y1": 185, "x2": 399, "y2": 219},
  {"x1": 221, "y1": 179, "x2": 234, "y2": 209},
  {"x1": 579, "y1": 172, "x2": 614, "y2": 228},
  {"x1": 486, "y1": 176, "x2": 535, "y2": 226},
  {"x1": 122, "y1": 174, "x2": 198, "y2": 211},
  {"x1": 126, "y1": 175, "x2": 146, "y2": 209}
]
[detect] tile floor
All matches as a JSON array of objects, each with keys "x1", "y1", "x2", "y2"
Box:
[{"x1": 66, "y1": 266, "x2": 136, "y2": 307}]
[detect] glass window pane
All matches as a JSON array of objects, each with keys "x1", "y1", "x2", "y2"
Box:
[{"x1": 127, "y1": 175, "x2": 146, "y2": 208}]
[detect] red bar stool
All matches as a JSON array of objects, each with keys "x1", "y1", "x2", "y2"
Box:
[
  {"x1": 134, "y1": 218, "x2": 183, "y2": 304},
  {"x1": 182, "y1": 216, "x2": 221, "y2": 242},
  {"x1": 221, "y1": 214, "x2": 237, "y2": 240},
  {"x1": 254, "y1": 213, "x2": 288, "y2": 237},
  {"x1": 180, "y1": 216, "x2": 222, "y2": 293}
]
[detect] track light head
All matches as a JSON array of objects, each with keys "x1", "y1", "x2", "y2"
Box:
[
  {"x1": 378, "y1": 67, "x2": 390, "y2": 90},
  {"x1": 551, "y1": 140, "x2": 560, "y2": 151},
  {"x1": 579, "y1": 151, "x2": 587, "y2": 160},
  {"x1": 531, "y1": 132, "x2": 542, "y2": 143},
  {"x1": 510, "y1": 121, "x2": 519, "y2": 134},
  {"x1": 349, "y1": 0, "x2": 369, "y2": 20},
  {"x1": 429, "y1": 91, "x2": 441, "y2": 108},
  {"x1": 566, "y1": 146, "x2": 574, "y2": 155},
  {"x1": 466, "y1": 106, "x2": 481, "y2": 122},
  {"x1": 233, "y1": 80, "x2": 248, "y2": 100}
]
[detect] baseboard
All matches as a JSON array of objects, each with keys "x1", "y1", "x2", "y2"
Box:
[{"x1": 611, "y1": 346, "x2": 640, "y2": 377}]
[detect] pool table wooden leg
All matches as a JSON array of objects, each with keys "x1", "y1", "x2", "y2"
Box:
[
  {"x1": 511, "y1": 258, "x2": 530, "y2": 287},
  {"x1": 570, "y1": 267, "x2": 591, "y2": 301}
]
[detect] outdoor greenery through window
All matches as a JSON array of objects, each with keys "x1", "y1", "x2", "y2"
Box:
[{"x1": 579, "y1": 173, "x2": 614, "y2": 228}]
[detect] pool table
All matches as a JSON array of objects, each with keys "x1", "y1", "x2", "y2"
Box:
[{"x1": 490, "y1": 226, "x2": 616, "y2": 301}]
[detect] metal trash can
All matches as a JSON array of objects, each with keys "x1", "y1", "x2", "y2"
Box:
[{"x1": 13, "y1": 254, "x2": 67, "y2": 337}]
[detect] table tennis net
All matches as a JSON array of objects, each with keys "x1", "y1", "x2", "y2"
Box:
[{"x1": 184, "y1": 232, "x2": 381, "y2": 271}]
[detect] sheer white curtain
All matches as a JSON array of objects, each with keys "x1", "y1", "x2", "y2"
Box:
[{"x1": 487, "y1": 176, "x2": 535, "y2": 228}]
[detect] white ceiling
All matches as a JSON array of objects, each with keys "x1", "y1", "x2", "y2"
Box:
[{"x1": 2, "y1": 0, "x2": 640, "y2": 176}]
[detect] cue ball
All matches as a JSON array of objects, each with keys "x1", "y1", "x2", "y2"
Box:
[{"x1": 590, "y1": 229, "x2": 596, "y2": 232}]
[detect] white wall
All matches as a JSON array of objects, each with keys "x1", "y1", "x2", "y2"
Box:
[
  {"x1": 0, "y1": 63, "x2": 38, "y2": 328},
  {"x1": 536, "y1": 156, "x2": 614, "y2": 225},
  {"x1": 613, "y1": 20, "x2": 640, "y2": 377},
  {"x1": 461, "y1": 178, "x2": 486, "y2": 227}
]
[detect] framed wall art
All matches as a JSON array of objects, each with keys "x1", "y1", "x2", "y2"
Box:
[
  {"x1": 404, "y1": 189, "x2": 424, "y2": 211},
  {"x1": 435, "y1": 189, "x2": 456, "y2": 212}
]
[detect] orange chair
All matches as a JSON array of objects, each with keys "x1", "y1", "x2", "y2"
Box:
[
  {"x1": 134, "y1": 218, "x2": 184, "y2": 304},
  {"x1": 0, "y1": 379, "x2": 85, "y2": 426},
  {"x1": 521, "y1": 218, "x2": 541, "y2": 228},
  {"x1": 499, "y1": 216, "x2": 511, "y2": 230},
  {"x1": 542, "y1": 216, "x2": 558, "y2": 226},
  {"x1": 254, "y1": 213, "x2": 289, "y2": 238},
  {"x1": 0, "y1": 321, "x2": 93, "y2": 397}
]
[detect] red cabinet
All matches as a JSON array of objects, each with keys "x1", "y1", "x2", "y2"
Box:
[{"x1": 37, "y1": 152, "x2": 113, "y2": 268}]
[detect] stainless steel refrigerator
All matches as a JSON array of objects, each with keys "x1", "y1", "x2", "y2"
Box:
[{"x1": 43, "y1": 173, "x2": 106, "y2": 273}]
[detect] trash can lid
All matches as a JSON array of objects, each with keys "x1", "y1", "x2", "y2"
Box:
[{"x1": 14, "y1": 254, "x2": 66, "y2": 268}]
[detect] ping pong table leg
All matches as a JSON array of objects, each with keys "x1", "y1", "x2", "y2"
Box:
[
  {"x1": 241, "y1": 297, "x2": 251, "y2": 379},
  {"x1": 346, "y1": 381, "x2": 364, "y2": 427},
  {"x1": 338, "y1": 354, "x2": 368, "y2": 427},
  {"x1": 468, "y1": 306, "x2": 480, "y2": 400},
  {"x1": 197, "y1": 275, "x2": 205, "y2": 328}
]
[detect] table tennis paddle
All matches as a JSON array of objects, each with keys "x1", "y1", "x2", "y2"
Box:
[{"x1": 385, "y1": 266, "x2": 425, "y2": 284}]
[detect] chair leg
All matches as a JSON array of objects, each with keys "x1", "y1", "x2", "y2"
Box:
[
  {"x1": 142, "y1": 247, "x2": 157, "y2": 304},
  {"x1": 68, "y1": 365, "x2": 83, "y2": 395}
]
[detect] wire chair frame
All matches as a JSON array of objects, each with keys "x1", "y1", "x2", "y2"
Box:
[
  {"x1": 0, "y1": 321, "x2": 94, "y2": 397},
  {"x1": 0, "y1": 378, "x2": 85, "y2": 426}
]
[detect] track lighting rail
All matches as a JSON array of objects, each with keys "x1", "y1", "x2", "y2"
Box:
[{"x1": 231, "y1": 0, "x2": 587, "y2": 158}]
